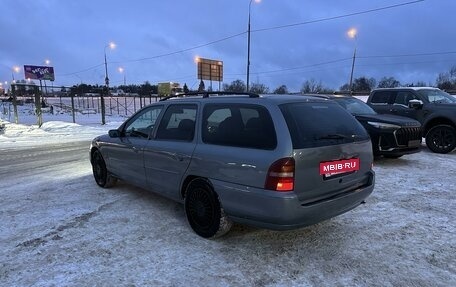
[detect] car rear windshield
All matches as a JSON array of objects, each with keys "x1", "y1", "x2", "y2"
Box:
[{"x1": 280, "y1": 102, "x2": 370, "y2": 149}]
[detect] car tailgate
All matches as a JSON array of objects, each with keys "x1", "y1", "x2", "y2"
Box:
[{"x1": 292, "y1": 140, "x2": 374, "y2": 204}]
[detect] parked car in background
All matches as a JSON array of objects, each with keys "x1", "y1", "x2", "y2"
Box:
[
  {"x1": 90, "y1": 92, "x2": 375, "y2": 238},
  {"x1": 310, "y1": 94, "x2": 422, "y2": 158},
  {"x1": 367, "y1": 87, "x2": 456, "y2": 153}
]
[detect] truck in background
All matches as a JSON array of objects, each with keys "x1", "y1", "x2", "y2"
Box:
[{"x1": 157, "y1": 82, "x2": 183, "y2": 97}]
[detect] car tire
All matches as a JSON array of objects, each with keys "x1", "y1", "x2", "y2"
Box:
[
  {"x1": 425, "y1": 125, "x2": 456, "y2": 154},
  {"x1": 184, "y1": 179, "x2": 232, "y2": 238},
  {"x1": 91, "y1": 150, "x2": 117, "y2": 188}
]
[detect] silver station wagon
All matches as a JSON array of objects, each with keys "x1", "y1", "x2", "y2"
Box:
[{"x1": 90, "y1": 92, "x2": 375, "y2": 238}]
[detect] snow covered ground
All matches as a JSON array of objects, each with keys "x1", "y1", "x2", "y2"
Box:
[{"x1": 0, "y1": 104, "x2": 455, "y2": 286}]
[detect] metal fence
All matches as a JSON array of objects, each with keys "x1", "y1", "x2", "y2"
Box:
[{"x1": 0, "y1": 95, "x2": 163, "y2": 125}]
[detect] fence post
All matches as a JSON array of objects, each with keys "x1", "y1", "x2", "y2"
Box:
[
  {"x1": 124, "y1": 97, "x2": 127, "y2": 116},
  {"x1": 71, "y1": 93, "x2": 76, "y2": 123}
]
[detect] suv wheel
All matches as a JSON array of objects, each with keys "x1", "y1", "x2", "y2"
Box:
[
  {"x1": 425, "y1": 125, "x2": 456, "y2": 154},
  {"x1": 184, "y1": 179, "x2": 232, "y2": 238},
  {"x1": 91, "y1": 150, "x2": 117, "y2": 188}
]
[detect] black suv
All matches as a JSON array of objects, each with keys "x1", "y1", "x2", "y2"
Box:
[
  {"x1": 367, "y1": 87, "x2": 456, "y2": 153},
  {"x1": 311, "y1": 94, "x2": 422, "y2": 158}
]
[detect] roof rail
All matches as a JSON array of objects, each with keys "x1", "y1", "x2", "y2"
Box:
[{"x1": 159, "y1": 91, "x2": 260, "y2": 101}]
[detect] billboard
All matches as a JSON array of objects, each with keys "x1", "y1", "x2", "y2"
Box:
[
  {"x1": 196, "y1": 58, "x2": 223, "y2": 82},
  {"x1": 24, "y1": 65, "x2": 55, "y2": 81}
]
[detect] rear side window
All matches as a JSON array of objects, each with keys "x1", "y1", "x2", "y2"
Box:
[
  {"x1": 202, "y1": 104, "x2": 277, "y2": 149},
  {"x1": 156, "y1": 104, "x2": 197, "y2": 141},
  {"x1": 280, "y1": 102, "x2": 369, "y2": 149},
  {"x1": 370, "y1": 91, "x2": 393, "y2": 104}
]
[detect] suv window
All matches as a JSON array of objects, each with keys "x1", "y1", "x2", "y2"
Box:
[
  {"x1": 156, "y1": 104, "x2": 197, "y2": 141},
  {"x1": 280, "y1": 102, "x2": 369, "y2": 149},
  {"x1": 417, "y1": 89, "x2": 456, "y2": 104},
  {"x1": 124, "y1": 105, "x2": 163, "y2": 138},
  {"x1": 394, "y1": 91, "x2": 416, "y2": 106},
  {"x1": 370, "y1": 91, "x2": 393, "y2": 104},
  {"x1": 202, "y1": 104, "x2": 277, "y2": 149}
]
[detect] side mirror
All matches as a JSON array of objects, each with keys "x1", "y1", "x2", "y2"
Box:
[
  {"x1": 408, "y1": 99, "x2": 423, "y2": 109},
  {"x1": 108, "y1": 129, "x2": 121, "y2": 138}
]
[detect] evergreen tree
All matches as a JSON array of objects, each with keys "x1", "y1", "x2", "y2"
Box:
[
  {"x1": 198, "y1": 80, "x2": 205, "y2": 92},
  {"x1": 183, "y1": 83, "x2": 189, "y2": 93}
]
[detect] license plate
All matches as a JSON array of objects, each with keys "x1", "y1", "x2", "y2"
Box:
[{"x1": 320, "y1": 158, "x2": 360, "y2": 176}]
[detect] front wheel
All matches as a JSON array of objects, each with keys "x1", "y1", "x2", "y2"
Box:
[
  {"x1": 91, "y1": 150, "x2": 117, "y2": 188},
  {"x1": 184, "y1": 179, "x2": 232, "y2": 238},
  {"x1": 425, "y1": 125, "x2": 456, "y2": 154}
]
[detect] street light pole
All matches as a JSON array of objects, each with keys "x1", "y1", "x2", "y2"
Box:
[
  {"x1": 118, "y1": 67, "x2": 126, "y2": 86},
  {"x1": 246, "y1": 0, "x2": 252, "y2": 92},
  {"x1": 12, "y1": 66, "x2": 20, "y2": 82},
  {"x1": 102, "y1": 42, "x2": 115, "y2": 125},
  {"x1": 246, "y1": 0, "x2": 260, "y2": 92},
  {"x1": 347, "y1": 28, "x2": 357, "y2": 94},
  {"x1": 349, "y1": 47, "x2": 357, "y2": 94}
]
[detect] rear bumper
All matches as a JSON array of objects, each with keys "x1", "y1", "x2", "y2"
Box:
[
  {"x1": 378, "y1": 145, "x2": 421, "y2": 156},
  {"x1": 212, "y1": 171, "x2": 375, "y2": 230}
]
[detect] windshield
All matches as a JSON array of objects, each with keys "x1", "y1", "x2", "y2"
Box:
[
  {"x1": 417, "y1": 89, "x2": 456, "y2": 104},
  {"x1": 334, "y1": 97, "x2": 377, "y2": 115}
]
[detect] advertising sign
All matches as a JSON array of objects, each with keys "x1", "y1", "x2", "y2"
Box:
[
  {"x1": 196, "y1": 58, "x2": 223, "y2": 82},
  {"x1": 24, "y1": 65, "x2": 55, "y2": 81}
]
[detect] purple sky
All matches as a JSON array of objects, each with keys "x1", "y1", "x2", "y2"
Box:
[{"x1": 1, "y1": 0, "x2": 455, "y2": 92}]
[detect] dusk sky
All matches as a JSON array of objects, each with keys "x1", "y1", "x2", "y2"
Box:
[{"x1": 1, "y1": 0, "x2": 455, "y2": 92}]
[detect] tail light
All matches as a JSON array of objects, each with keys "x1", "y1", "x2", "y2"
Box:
[{"x1": 265, "y1": 157, "x2": 295, "y2": 191}]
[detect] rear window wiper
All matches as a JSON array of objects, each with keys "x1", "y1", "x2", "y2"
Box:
[
  {"x1": 316, "y1": 134, "x2": 348, "y2": 140},
  {"x1": 316, "y1": 134, "x2": 366, "y2": 141}
]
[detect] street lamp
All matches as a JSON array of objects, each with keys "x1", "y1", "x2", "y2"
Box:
[
  {"x1": 104, "y1": 42, "x2": 116, "y2": 88},
  {"x1": 102, "y1": 41, "x2": 116, "y2": 125},
  {"x1": 12, "y1": 66, "x2": 20, "y2": 81},
  {"x1": 347, "y1": 28, "x2": 357, "y2": 94},
  {"x1": 43, "y1": 59, "x2": 51, "y2": 96},
  {"x1": 246, "y1": 0, "x2": 261, "y2": 92},
  {"x1": 118, "y1": 67, "x2": 126, "y2": 86}
]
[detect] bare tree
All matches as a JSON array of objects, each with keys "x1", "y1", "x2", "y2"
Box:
[
  {"x1": 436, "y1": 65, "x2": 456, "y2": 90},
  {"x1": 378, "y1": 77, "x2": 401, "y2": 88},
  {"x1": 223, "y1": 80, "x2": 246, "y2": 92},
  {"x1": 273, "y1": 85, "x2": 288, "y2": 94},
  {"x1": 249, "y1": 83, "x2": 269, "y2": 94},
  {"x1": 301, "y1": 79, "x2": 323, "y2": 93}
]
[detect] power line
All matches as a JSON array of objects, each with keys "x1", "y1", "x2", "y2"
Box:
[
  {"x1": 253, "y1": 0, "x2": 425, "y2": 33},
  {"x1": 358, "y1": 51, "x2": 456, "y2": 59},
  {"x1": 110, "y1": 32, "x2": 246, "y2": 64},
  {"x1": 58, "y1": 63, "x2": 104, "y2": 77},
  {"x1": 56, "y1": 0, "x2": 426, "y2": 78}
]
